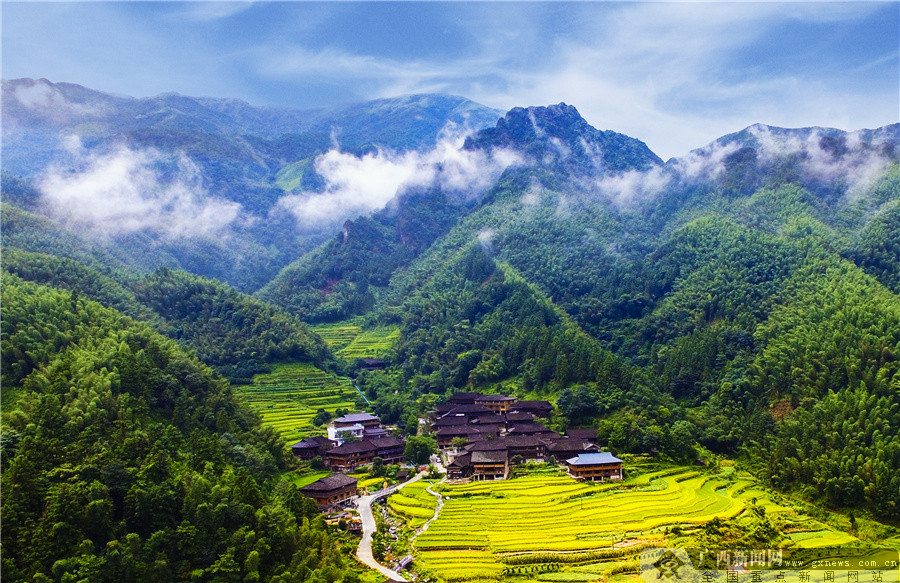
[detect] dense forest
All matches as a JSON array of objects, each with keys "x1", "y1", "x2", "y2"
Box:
[
  {"x1": 3, "y1": 81, "x2": 900, "y2": 581},
  {"x1": 0, "y1": 277, "x2": 358, "y2": 582}
]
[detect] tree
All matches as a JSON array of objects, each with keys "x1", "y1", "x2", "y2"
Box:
[
  {"x1": 450, "y1": 437, "x2": 469, "y2": 449},
  {"x1": 371, "y1": 457, "x2": 385, "y2": 477},
  {"x1": 310, "y1": 456, "x2": 326, "y2": 470},
  {"x1": 404, "y1": 436, "x2": 436, "y2": 466}
]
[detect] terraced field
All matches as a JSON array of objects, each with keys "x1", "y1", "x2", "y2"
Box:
[
  {"x1": 234, "y1": 363, "x2": 359, "y2": 445},
  {"x1": 311, "y1": 320, "x2": 400, "y2": 360},
  {"x1": 413, "y1": 469, "x2": 794, "y2": 581},
  {"x1": 389, "y1": 480, "x2": 441, "y2": 528},
  {"x1": 311, "y1": 321, "x2": 364, "y2": 352}
]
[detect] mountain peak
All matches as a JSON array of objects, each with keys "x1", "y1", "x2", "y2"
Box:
[{"x1": 464, "y1": 103, "x2": 662, "y2": 175}]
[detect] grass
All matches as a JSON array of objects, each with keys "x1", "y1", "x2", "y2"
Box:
[
  {"x1": 233, "y1": 362, "x2": 359, "y2": 445},
  {"x1": 288, "y1": 471, "x2": 331, "y2": 488},
  {"x1": 412, "y1": 468, "x2": 858, "y2": 582}
]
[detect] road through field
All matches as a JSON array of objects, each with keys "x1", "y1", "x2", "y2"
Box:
[{"x1": 356, "y1": 472, "x2": 423, "y2": 581}]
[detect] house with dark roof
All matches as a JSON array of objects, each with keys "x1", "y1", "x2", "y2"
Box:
[
  {"x1": 326, "y1": 440, "x2": 378, "y2": 471},
  {"x1": 511, "y1": 400, "x2": 553, "y2": 418},
  {"x1": 447, "y1": 392, "x2": 480, "y2": 405},
  {"x1": 445, "y1": 404, "x2": 494, "y2": 420},
  {"x1": 505, "y1": 411, "x2": 536, "y2": 425},
  {"x1": 432, "y1": 415, "x2": 469, "y2": 428},
  {"x1": 546, "y1": 438, "x2": 598, "y2": 461},
  {"x1": 474, "y1": 394, "x2": 516, "y2": 413},
  {"x1": 565, "y1": 452, "x2": 623, "y2": 481},
  {"x1": 290, "y1": 436, "x2": 335, "y2": 460},
  {"x1": 471, "y1": 450, "x2": 508, "y2": 480},
  {"x1": 507, "y1": 422, "x2": 556, "y2": 437},
  {"x1": 435, "y1": 425, "x2": 496, "y2": 449},
  {"x1": 565, "y1": 428, "x2": 599, "y2": 444},
  {"x1": 333, "y1": 412, "x2": 381, "y2": 428},
  {"x1": 299, "y1": 474, "x2": 359, "y2": 510},
  {"x1": 369, "y1": 436, "x2": 406, "y2": 464},
  {"x1": 446, "y1": 451, "x2": 473, "y2": 479}
]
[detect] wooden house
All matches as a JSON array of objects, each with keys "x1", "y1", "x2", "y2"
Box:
[
  {"x1": 471, "y1": 450, "x2": 508, "y2": 480},
  {"x1": 545, "y1": 438, "x2": 598, "y2": 462},
  {"x1": 565, "y1": 428, "x2": 599, "y2": 444},
  {"x1": 474, "y1": 394, "x2": 516, "y2": 413},
  {"x1": 511, "y1": 400, "x2": 553, "y2": 418},
  {"x1": 505, "y1": 411, "x2": 536, "y2": 425},
  {"x1": 333, "y1": 412, "x2": 381, "y2": 429},
  {"x1": 447, "y1": 392, "x2": 480, "y2": 405},
  {"x1": 565, "y1": 452, "x2": 623, "y2": 481},
  {"x1": 326, "y1": 440, "x2": 377, "y2": 471},
  {"x1": 299, "y1": 474, "x2": 359, "y2": 510},
  {"x1": 290, "y1": 436, "x2": 335, "y2": 460},
  {"x1": 446, "y1": 451, "x2": 473, "y2": 479},
  {"x1": 369, "y1": 436, "x2": 406, "y2": 464}
]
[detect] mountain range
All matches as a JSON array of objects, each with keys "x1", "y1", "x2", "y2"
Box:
[{"x1": 3, "y1": 77, "x2": 900, "y2": 579}]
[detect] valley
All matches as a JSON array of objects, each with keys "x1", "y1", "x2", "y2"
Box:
[{"x1": 2, "y1": 77, "x2": 899, "y2": 583}]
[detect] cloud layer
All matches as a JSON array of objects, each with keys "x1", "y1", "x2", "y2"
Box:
[
  {"x1": 38, "y1": 140, "x2": 242, "y2": 239},
  {"x1": 276, "y1": 127, "x2": 521, "y2": 225}
]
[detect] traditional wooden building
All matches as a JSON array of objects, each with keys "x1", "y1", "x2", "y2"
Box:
[
  {"x1": 505, "y1": 411, "x2": 536, "y2": 425},
  {"x1": 475, "y1": 394, "x2": 516, "y2": 413},
  {"x1": 446, "y1": 451, "x2": 473, "y2": 479},
  {"x1": 471, "y1": 450, "x2": 508, "y2": 480},
  {"x1": 370, "y1": 436, "x2": 406, "y2": 464},
  {"x1": 447, "y1": 392, "x2": 480, "y2": 405},
  {"x1": 299, "y1": 474, "x2": 359, "y2": 510},
  {"x1": 505, "y1": 435, "x2": 548, "y2": 461},
  {"x1": 435, "y1": 425, "x2": 494, "y2": 449},
  {"x1": 445, "y1": 404, "x2": 494, "y2": 421},
  {"x1": 565, "y1": 452, "x2": 623, "y2": 481},
  {"x1": 511, "y1": 400, "x2": 553, "y2": 418},
  {"x1": 508, "y1": 422, "x2": 556, "y2": 438},
  {"x1": 333, "y1": 412, "x2": 381, "y2": 429},
  {"x1": 546, "y1": 438, "x2": 598, "y2": 461},
  {"x1": 290, "y1": 436, "x2": 335, "y2": 460},
  {"x1": 432, "y1": 414, "x2": 469, "y2": 428},
  {"x1": 326, "y1": 440, "x2": 377, "y2": 471},
  {"x1": 565, "y1": 428, "x2": 599, "y2": 444}
]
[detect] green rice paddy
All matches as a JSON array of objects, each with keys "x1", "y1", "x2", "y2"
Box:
[
  {"x1": 310, "y1": 321, "x2": 400, "y2": 360},
  {"x1": 390, "y1": 480, "x2": 441, "y2": 528},
  {"x1": 233, "y1": 362, "x2": 359, "y2": 445}
]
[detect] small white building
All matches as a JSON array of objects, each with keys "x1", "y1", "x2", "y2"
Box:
[{"x1": 328, "y1": 423, "x2": 365, "y2": 444}]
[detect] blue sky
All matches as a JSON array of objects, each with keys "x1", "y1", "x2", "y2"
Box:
[{"x1": 3, "y1": 1, "x2": 898, "y2": 159}]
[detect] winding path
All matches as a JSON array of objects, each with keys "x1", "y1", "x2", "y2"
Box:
[
  {"x1": 355, "y1": 472, "x2": 423, "y2": 581},
  {"x1": 410, "y1": 478, "x2": 445, "y2": 542}
]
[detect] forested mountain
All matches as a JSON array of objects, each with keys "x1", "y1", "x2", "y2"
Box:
[
  {"x1": 3, "y1": 78, "x2": 900, "y2": 545},
  {"x1": 0, "y1": 276, "x2": 357, "y2": 582},
  {"x1": 2, "y1": 78, "x2": 502, "y2": 290}
]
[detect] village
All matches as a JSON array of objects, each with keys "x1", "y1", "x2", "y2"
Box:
[{"x1": 291, "y1": 391, "x2": 622, "y2": 514}]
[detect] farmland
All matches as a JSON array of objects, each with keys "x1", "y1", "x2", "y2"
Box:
[
  {"x1": 311, "y1": 320, "x2": 400, "y2": 360},
  {"x1": 233, "y1": 362, "x2": 359, "y2": 444},
  {"x1": 408, "y1": 467, "x2": 859, "y2": 582},
  {"x1": 390, "y1": 479, "x2": 441, "y2": 528}
]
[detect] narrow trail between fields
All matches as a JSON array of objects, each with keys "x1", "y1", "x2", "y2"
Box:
[
  {"x1": 356, "y1": 472, "x2": 423, "y2": 582},
  {"x1": 411, "y1": 477, "x2": 446, "y2": 542}
]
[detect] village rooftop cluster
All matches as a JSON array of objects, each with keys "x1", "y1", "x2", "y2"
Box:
[{"x1": 292, "y1": 391, "x2": 622, "y2": 512}]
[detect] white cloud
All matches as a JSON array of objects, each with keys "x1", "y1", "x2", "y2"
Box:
[
  {"x1": 594, "y1": 166, "x2": 673, "y2": 208},
  {"x1": 749, "y1": 125, "x2": 895, "y2": 197},
  {"x1": 251, "y1": 3, "x2": 893, "y2": 160},
  {"x1": 276, "y1": 126, "x2": 521, "y2": 226},
  {"x1": 38, "y1": 142, "x2": 242, "y2": 239},
  {"x1": 13, "y1": 78, "x2": 103, "y2": 117}
]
